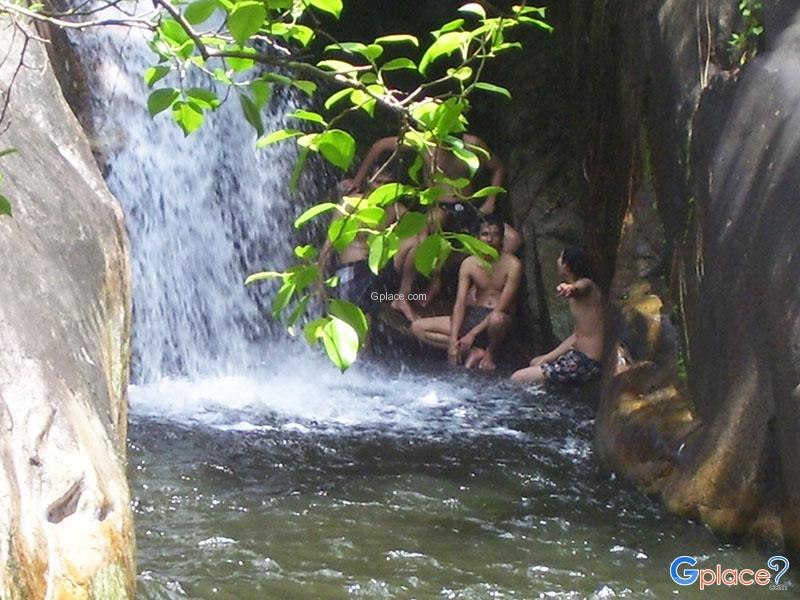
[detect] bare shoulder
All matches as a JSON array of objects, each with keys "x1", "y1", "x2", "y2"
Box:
[
  {"x1": 501, "y1": 253, "x2": 522, "y2": 273},
  {"x1": 459, "y1": 254, "x2": 482, "y2": 274}
]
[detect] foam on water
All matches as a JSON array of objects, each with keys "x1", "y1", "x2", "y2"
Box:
[{"x1": 129, "y1": 352, "x2": 546, "y2": 437}]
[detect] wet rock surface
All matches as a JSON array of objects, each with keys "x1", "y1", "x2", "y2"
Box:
[{"x1": 0, "y1": 27, "x2": 135, "y2": 599}]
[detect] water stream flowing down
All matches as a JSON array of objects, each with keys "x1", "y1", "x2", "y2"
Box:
[{"x1": 71, "y1": 16, "x2": 784, "y2": 600}]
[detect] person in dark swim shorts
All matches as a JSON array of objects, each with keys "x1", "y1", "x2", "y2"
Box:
[{"x1": 540, "y1": 348, "x2": 601, "y2": 384}]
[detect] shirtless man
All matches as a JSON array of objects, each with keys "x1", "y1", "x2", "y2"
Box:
[
  {"x1": 342, "y1": 134, "x2": 521, "y2": 253},
  {"x1": 410, "y1": 214, "x2": 522, "y2": 370},
  {"x1": 511, "y1": 247, "x2": 604, "y2": 385},
  {"x1": 320, "y1": 168, "x2": 408, "y2": 311}
]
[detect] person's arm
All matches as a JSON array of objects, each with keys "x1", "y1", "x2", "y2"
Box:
[
  {"x1": 448, "y1": 259, "x2": 473, "y2": 365},
  {"x1": 341, "y1": 136, "x2": 398, "y2": 193},
  {"x1": 556, "y1": 278, "x2": 593, "y2": 298},
  {"x1": 530, "y1": 333, "x2": 576, "y2": 366},
  {"x1": 464, "y1": 134, "x2": 506, "y2": 214},
  {"x1": 462, "y1": 257, "x2": 522, "y2": 341}
]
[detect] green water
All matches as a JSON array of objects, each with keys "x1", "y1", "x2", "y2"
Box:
[{"x1": 128, "y1": 365, "x2": 789, "y2": 599}]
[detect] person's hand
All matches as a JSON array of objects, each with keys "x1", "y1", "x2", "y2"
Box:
[
  {"x1": 339, "y1": 178, "x2": 358, "y2": 194},
  {"x1": 529, "y1": 354, "x2": 547, "y2": 367},
  {"x1": 556, "y1": 283, "x2": 574, "y2": 297},
  {"x1": 448, "y1": 342, "x2": 460, "y2": 366},
  {"x1": 457, "y1": 333, "x2": 475, "y2": 353}
]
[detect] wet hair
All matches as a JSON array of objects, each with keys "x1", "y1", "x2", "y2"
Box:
[
  {"x1": 475, "y1": 212, "x2": 505, "y2": 237},
  {"x1": 561, "y1": 246, "x2": 592, "y2": 279}
]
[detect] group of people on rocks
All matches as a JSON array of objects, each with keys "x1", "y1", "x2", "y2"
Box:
[{"x1": 322, "y1": 134, "x2": 604, "y2": 386}]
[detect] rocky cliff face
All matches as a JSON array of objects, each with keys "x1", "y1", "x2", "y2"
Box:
[
  {"x1": 0, "y1": 26, "x2": 135, "y2": 599},
  {"x1": 586, "y1": 0, "x2": 800, "y2": 554}
]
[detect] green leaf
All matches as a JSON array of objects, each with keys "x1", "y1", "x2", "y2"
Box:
[
  {"x1": 0, "y1": 148, "x2": 17, "y2": 159},
  {"x1": 471, "y1": 185, "x2": 505, "y2": 199},
  {"x1": 289, "y1": 146, "x2": 309, "y2": 192},
  {"x1": 244, "y1": 270, "x2": 285, "y2": 284},
  {"x1": 368, "y1": 233, "x2": 385, "y2": 275},
  {"x1": 329, "y1": 299, "x2": 368, "y2": 344},
  {"x1": 374, "y1": 34, "x2": 419, "y2": 46},
  {"x1": 228, "y1": 1, "x2": 266, "y2": 46},
  {"x1": 450, "y1": 145, "x2": 480, "y2": 175},
  {"x1": 419, "y1": 31, "x2": 468, "y2": 74},
  {"x1": 144, "y1": 66, "x2": 170, "y2": 88},
  {"x1": 239, "y1": 94, "x2": 263, "y2": 136},
  {"x1": 159, "y1": 19, "x2": 190, "y2": 45},
  {"x1": 294, "y1": 244, "x2": 319, "y2": 260},
  {"x1": 309, "y1": 0, "x2": 342, "y2": 18},
  {"x1": 474, "y1": 81, "x2": 512, "y2": 99},
  {"x1": 451, "y1": 233, "x2": 498, "y2": 261},
  {"x1": 256, "y1": 128, "x2": 302, "y2": 148},
  {"x1": 459, "y1": 2, "x2": 485, "y2": 17},
  {"x1": 287, "y1": 295, "x2": 310, "y2": 327},
  {"x1": 272, "y1": 280, "x2": 296, "y2": 317},
  {"x1": 250, "y1": 79, "x2": 271, "y2": 108},
  {"x1": 447, "y1": 66, "x2": 473, "y2": 81},
  {"x1": 394, "y1": 211, "x2": 427, "y2": 239},
  {"x1": 328, "y1": 216, "x2": 360, "y2": 251},
  {"x1": 287, "y1": 24, "x2": 314, "y2": 46},
  {"x1": 381, "y1": 57, "x2": 417, "y2": 72},
  {"x1": 172, "y1": 101, "x2": 205, "y2": 135},
  {"x1": 227, "y1": 53, "x2": 255, "y2": 72},
  {"x1": 321, "y1": 317, "x2": 359, "y2": 371},
  {"x1": 0, "y1": 195, "x2": 11, "y2": 217},
  {"x1": 349, "y1": 90, "x2": 376, "y2": 117},
  {"x1": 293, "y1": 202, "x2": 338, "y2": 228},
  {"x1": 435, "y1": 18, "x2": 466, "y2": 35},
  {"x1": 289, "y1": 109, "x2": 327, "y2": 125},
  {"x1": 365, "y1": 183, "x2": 412, "y2": 207},
  {"x1": 186, "y1": 87, "x2": 221, "y2": 109},
  {"x1": 354, "y1": 206, "x2": 385, "y2": 227},
  {"x1": 185, "y1": 0, "x2": 217, "y2": 24},
  {"x1": 324, "y1": 88, "x2": 353, "y2": 109},
  {"x1": 316, "y1": 129, "x2": 356, "y2": 170},
  {"x1": 304, "y1": 317, "x2": 328, "y2": 346},
  {"x1": 414, "y1": 233, "x2": 443, "y2": 277},
  {"x1": 292, "y1": 80, "x2": 318, "y2": 96},
  {"x1": 287, "y1": 264, "x2": 319, "y2": 291},
  {"x1": 317, "y1": 59, "x2": 358, "y2": 74},
  {"x1": 147, "y1": 88, "x2": 179, "y2": 116}
]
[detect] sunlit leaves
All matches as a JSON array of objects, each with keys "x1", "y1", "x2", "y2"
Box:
[
  {"x1": 184, "y1": 0, "x2": 217, "y2": 24},
  {"x1": 419, "y1": 31, "x2": 468, "y2": 74},
  {"x1": 308, "y1": 0, "x2": 343, "y2": 18},
  {"x1": 228, "y1": 2, "x2": 266, "y2": 46},
  {"x1": 293, "y1": 202, "x2": 338, "y2": 228},
  {"x1": 0, "y1": 195, "x2": 11, "y2": 217},
  {"x1": 172, "y1": 101, "x2": 205, "y2": 135},
  {"x1": 143, "y1": 66, "x2": 170, "y2": 88},
  {"x1": 256, "y1": 128, "x2": 302, "y2": 148},
  {"x1": 316, "y1": 129, "x2": 356, "y2": 170},
  {"x1": 474, "y1": 81, "x2": 512, "y2": 99},
  {"x1": 147, "y1": 88, "x2": 179, "y2": 116}
]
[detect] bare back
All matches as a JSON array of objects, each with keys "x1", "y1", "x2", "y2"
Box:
[{"x1": 569, "y1": 278, "x2": 604, "y2": 360}]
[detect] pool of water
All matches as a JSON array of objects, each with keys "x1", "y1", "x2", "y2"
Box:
[{"x1": 128, "y1": 356, "x2": 783, "y2": 598}]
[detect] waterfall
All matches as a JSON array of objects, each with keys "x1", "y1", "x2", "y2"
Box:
[{"x1": 68, "y1": 17, "x2": 324, "y2": 384}]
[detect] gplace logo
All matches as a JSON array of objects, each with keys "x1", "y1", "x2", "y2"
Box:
[{"x1": 670, "y1": 555, "x2": 790, "y2": 591}]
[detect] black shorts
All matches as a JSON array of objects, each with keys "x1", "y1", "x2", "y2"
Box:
[
  {"x1": 459, "y1": 305, "x2": 493, "y2": 347},
  {"x1": 335, "y1": 259, "x2": 397, "y2": 313}
]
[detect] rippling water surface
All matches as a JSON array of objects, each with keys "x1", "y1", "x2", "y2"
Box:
[{"x1": 128, "y1": 354, "x2": 780, "y2": 599}]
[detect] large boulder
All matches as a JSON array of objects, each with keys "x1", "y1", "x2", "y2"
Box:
[
  {"x1": 0, "y1": 25, "x2": 135, "y2": 599},
  {"x1": 597, "y1": 0, "x2": 800, "y2": 554}
]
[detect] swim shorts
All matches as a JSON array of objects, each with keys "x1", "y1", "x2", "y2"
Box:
[
  {"x1": 541, "y1": 348, "x2": 602, "y2": 385},
  {"x1": 459, "y1": 305, "x2": 493, "y2": 346}
]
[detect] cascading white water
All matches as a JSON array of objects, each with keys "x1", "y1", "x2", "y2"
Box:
[
  {"x1": 67, "y1": 10, "x2": 516, "y2": 435},
  {"x1": 69, "y1": 14, "x2": 318, "y2": 384}
]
